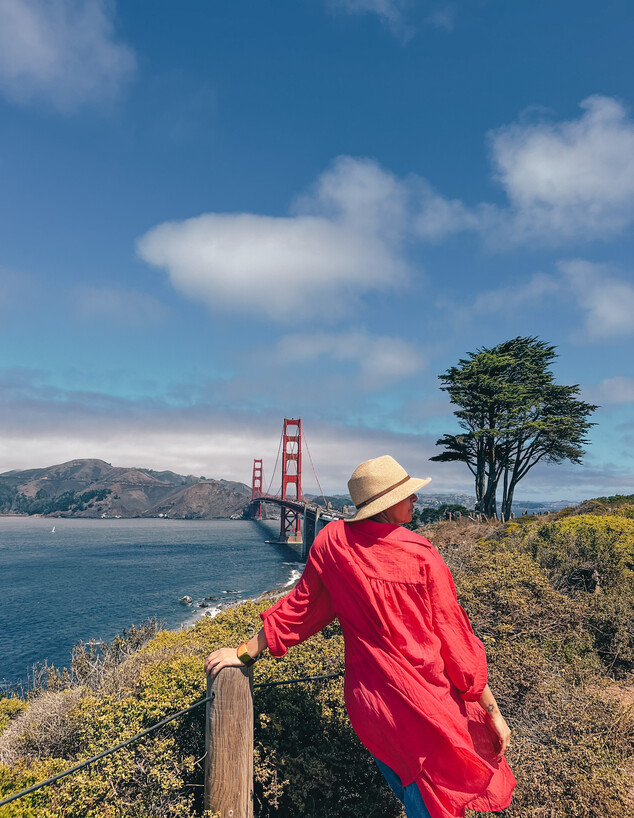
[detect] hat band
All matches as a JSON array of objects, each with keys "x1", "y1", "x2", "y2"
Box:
[{"x1": 356, "y1": 475, "x2": 412, "y2": 510}]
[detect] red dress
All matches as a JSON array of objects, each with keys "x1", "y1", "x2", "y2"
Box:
[{"x1": 261, "y1": 520, "x2": 515, "y2": 818}]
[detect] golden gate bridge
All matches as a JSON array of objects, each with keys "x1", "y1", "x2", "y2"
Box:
[{"x1": 246, "y1": 418, "x2": 351, "y2": 557}]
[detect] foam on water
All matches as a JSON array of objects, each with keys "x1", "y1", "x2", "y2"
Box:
[{"x1": 284, "y1": 568, "x2": 302, "y2": 586}]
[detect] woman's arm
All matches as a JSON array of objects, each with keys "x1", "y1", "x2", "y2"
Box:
[
  {"x1": 426, "y1": 554, "x2": 488, "y2": 701},
  {"x1": 204, "y1": 627, "x2": 268, "y2": 677},
  {"x1": 478, "y1": 683, "x2": 511, "y2": 761},
  {"x1": 204, "y1": 544, "x2": 334, "y2": 676}
]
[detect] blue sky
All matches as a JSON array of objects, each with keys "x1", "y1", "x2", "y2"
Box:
[{"x1": 0, "y1": 0, "x2": 633, "y2": 500}]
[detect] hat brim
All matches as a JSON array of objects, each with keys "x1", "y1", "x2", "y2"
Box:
[{"x1": 345, "y1": 476, "x2": 431, "y2": 523}]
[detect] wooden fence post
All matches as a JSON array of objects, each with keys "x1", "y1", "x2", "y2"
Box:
[{"x1": 205, "y1": 666, "x2": 254, "y2": 818}]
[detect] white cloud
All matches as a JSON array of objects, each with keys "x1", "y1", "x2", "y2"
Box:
[
  {"x1": 509, "y1": 457, "x2": 634, "y2": 501},
  {"x1": 464, "y1": 272, "x2": 560, "y2": 315},
  {"x1": 413, "y1": 179, "x2": 484, "y2": 241},
  {"x1": 137, "y1": 157, "x2": 412, "y2": 322},
  {"x1": 328, "y1": 0, "x2": 458, "y2": 36},
  {"x1": 425, "y1": 3, "x2": 457, "y2": 32},
  {"x1": 1, "y1": 369, "x2": 632, "y2": 500},
  {"x1": 0, "y1": 417, "x2": 447, "y2": 496},
  {"x1": 445, "y1": 257, "x2": 634, "y2": 344},
  {"x1": 0, "y1": 0, "x2": 135, "y2": 110},
  {"x1": 560, "y1": 259, "x2": 634, "y2": 340},
  {"x1": 4, "y1": 382, "x2": 631, "y2": 499},
  {"x1": 273, "y1": 330, "x2": 425, "y2": 389},
  {"x1": 0, "y1": 370, "x2": 449, "y2": 493},
  {"x1": 489, "y1": 96, "x2": 634, "y2": 242},
  {"x1": 327, "y1": 0, "x2": 409, "y2": 30},
  {"x1": 137, "y1": 98, "x2": 634, "y2": 331},
  {"x1": 295, "y1": 156, "x2": 409, "y2": 241},
  {"x1": 72, "y1": 286, "x2": 169, "y2": 327},
  {"x1": 410, "y1": 96, "x2": 634, "y2": 246},
  {"x1": 584, "y1": 377, "x2": 634, "y2": 406}
]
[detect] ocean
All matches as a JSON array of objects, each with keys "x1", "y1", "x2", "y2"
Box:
[{"x1": 0, "y1": 517, "x2": 304, "y2": 690}]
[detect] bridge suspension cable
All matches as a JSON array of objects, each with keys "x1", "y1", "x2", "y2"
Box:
[
  {"x1": 265, "y1": 427, "x2": 284, "y2": 496},
  {"x1": 302, "y1": 425, "x2": 328, "y2": 509}
]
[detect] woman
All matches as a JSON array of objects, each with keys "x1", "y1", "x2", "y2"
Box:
[{"x1": 205, "y1": 455, "x2": 515, "y2": 818}]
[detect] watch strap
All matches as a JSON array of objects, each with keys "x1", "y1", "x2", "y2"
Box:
[{"x1": 237, "y1": 641, "x2": 256, "y2": 667}]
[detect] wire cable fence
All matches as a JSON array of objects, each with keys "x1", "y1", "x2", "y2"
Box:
[{"x1": 0, "y1": 669, "x2": 344, "y2": 809}]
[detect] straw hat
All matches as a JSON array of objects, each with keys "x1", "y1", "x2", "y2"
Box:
[{"x1": 346, "y1": 455, "x2": 431, "y2": 523}]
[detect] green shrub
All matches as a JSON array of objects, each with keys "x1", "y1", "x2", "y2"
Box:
[
  {"x1": 0, "y1": 700, "x2": 27, "y2": 734},
  {"x1": 515, "y1": 514, "x2": 634, "y2": 677},
  {"x1": 527, "y1": 514, "x2": 634, "y2": 592},
  {"x1": 593, "y1": 493, "x2": 634, "y2": 508},
  {"x1": 449, "y1": 539, "x2": 593, "y2": 670}
]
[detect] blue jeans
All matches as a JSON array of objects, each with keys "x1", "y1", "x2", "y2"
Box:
[{"x1": 374, "y1": 756, "x2": 432, "y2": 818}]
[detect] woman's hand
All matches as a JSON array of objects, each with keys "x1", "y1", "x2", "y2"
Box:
[
  {"x1": 204, "y1": 629, "x2": 268, "y2": 677},
  {"x1": 204, "y1": 647, "x2": 243, "y2": 677},
  {"x1": 477, "y1": 684, "x2": 511, "y2": 761},
  {"x1": 487, "y1": 710, "x2": 511, "y2": 761}
]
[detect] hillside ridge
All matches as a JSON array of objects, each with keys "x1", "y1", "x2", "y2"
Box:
[{"x1": 0, "y1": 459, "x2": 251, "y2": 519}]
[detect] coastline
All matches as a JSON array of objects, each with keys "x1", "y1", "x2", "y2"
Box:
[
  {"x1": 178, "y1": 565, "x2": 302, "y2": 632},
  {"x1": 0, "y1": 517, "x2": 303, "y2": 689}
]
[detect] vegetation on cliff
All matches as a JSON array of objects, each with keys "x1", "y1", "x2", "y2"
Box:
[{"x1": 1, "y1": 496, "x2": 633, "y2": 816}]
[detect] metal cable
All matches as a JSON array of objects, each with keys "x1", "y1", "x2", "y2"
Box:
[
  {"x1": 254, "y1": 671, "x2": 343, "y2": 689},
  {"x1": 0, "y1": 669, "x2": 344, "y2": 807},
  {"x1": 0, "y1": 693, "x2": 215, "y2": 808},
  {"x1": 301, "y1": 427, "x2": 328, "y2": 508},
  {"x1": 265, "y1": 428, "x2": 284, "y2": 496}
]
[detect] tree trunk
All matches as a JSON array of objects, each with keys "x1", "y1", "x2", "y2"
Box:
[
  {"x1": 483, "y1": 435, "x2": 499, "y2": 518},
  {"x1": 501, "y1": 464, "x2": 509, "y2": 517},
  {"x1": 474, "y1": 445, "x2": 486, "y2": 513},
  {"x1": 501, "y1": 483, "x2": 516, "y2": 521},
  {"x1": 482, "y1": 474, "x2": 498, "y2": 518}
]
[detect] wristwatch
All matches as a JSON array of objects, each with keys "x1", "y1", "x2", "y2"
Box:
[{"x1": 237, "y1": 641, "x2": 256, "y2": 667}]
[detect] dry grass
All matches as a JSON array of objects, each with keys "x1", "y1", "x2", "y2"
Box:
[{"x1": 0, "y1": 687, "x2": 83, "y2": 765}]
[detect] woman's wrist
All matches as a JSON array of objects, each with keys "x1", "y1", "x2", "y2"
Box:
[
  {"x1": 234, "y1": 628, "x2": 268, "y2": 667},
  {"x1": 478, "y1": 684, "x2": 502, "y2": 719},
  {"x1": 236, "y1": 641, "x2": 256, "y2": 666}
]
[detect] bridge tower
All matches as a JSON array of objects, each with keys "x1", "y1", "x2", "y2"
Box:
[
  {"x1": 280, "y1": 418, "x2": 302, "y2": 543},
  {"x1": 251, "y1": 458, "x2": 263, "y2": 520}
]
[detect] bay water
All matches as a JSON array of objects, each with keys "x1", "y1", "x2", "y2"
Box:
[{"x1": 0, "y1": 517, "x2": 303, "y2": 690}]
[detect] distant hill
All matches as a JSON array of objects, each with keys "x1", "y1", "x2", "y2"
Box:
[
  {"x1": 0, "y1": 459, "x2": 251, "y2": 519},
  {"x1": 305, "y1": 492, "x2": 477, "y2": 512},
  {"x1": 417, "y1": 495, "x2": 579, "y2": 515},
  {"x1": 148, "y1": 480, "x2": 251, "y2": 519},
  {"x1": 512, "y1": 499, "x2": 580, "y2": 515},
  {"x1": 415, "y1": 493, "x2": 476, "y2": 510},
  {"x1": 305, "y1": 492, "x2": 580, "y2": 517}
]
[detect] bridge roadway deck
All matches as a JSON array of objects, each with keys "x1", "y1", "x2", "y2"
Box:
[
  {"x1": 247, "y1": 494, "x2": 351, "y2": 557},
  {"x1": 248, "y1": 494, "x2": 350, "y2": 519}
]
